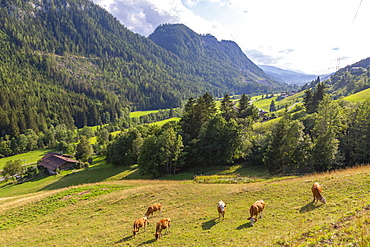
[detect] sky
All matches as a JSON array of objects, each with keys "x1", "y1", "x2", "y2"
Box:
[{"x1": 92, "y1": 0, "x2": 370, "y2": 75}]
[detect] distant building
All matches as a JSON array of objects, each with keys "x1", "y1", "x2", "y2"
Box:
[
  {"x1": 280, "y1": 91, "x2": 297, "y2": 98},
  {"x1": 350, "y1": 67, "x2": 366, "y2": 75},
  {"x1": 39, "y1": 153, "x2": 80, "y2": 174},
  {"x1": 280, "y1": 92, "x2": 288, "y2": 97}
]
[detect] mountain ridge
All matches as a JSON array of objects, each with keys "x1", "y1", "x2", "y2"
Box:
[
  {"x1": 259, "y1": 64, "x2": 322, "y2": 85},
  {"x1": 149, "y1": 24, "x2": 282, "y2": 89},
  {"x1": 0, "y1": 0, "x2": 287, "y2": 138}
]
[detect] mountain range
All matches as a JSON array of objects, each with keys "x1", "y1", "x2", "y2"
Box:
[
  {"x1": 259, "y1": 65, "x2": 332, "y2": 85},
  {"x1": 149, "y1": 24, "x2": 281, "y2": 89},
  {"x1": 0, "y1": 0, "x2": 289, "y2": 137}
]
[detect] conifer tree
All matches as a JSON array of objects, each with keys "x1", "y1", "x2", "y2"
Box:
[
  {"x1": 220, "y1": 94, "x2": 236, "y2": 121},
  {"x1": 269, "y1": 99, "x2": 276, "y2": 112},
  {"x1": 180, "y1": 93, "x2": 216, "y2": 144},
  {"x1": 238, "y1": 94, "x2": 249, "y2": 115},
  {"x1": 311, "y1": 128, "x2": 339, "y2": 172}
]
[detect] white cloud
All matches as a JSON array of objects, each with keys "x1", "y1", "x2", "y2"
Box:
[
  {"x1": 93, "y1": 0, "x2": 370, "y2": 74},
  {"x1": 94, "y1": 0, "x2": 210, "y2": 36}
]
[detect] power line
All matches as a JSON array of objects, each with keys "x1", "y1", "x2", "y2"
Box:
[{"x1": 352, "y1": 0, "x2": 363, "y2": 24}]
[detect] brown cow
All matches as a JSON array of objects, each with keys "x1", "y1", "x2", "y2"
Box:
[
  {"x1": 311, "y1": 182, "x2": 326, "y2": 204},
  {"x1": 247, "y1": 200, "x2": 265, "y2": 226},
  {"x1": 217, "y1": 200, "x2": 226, "y2": 220},
  {"x1": 145, "y1": 203, "x2": 162, "y2": 218},
  {"x1": 133, "y1": 216, "x2": 148, "y2": 238},
  {"x1": 155, "y1": 218, "x2": 171, "y2": 240}
]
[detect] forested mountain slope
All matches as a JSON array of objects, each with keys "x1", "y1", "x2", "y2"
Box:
[
  {"x1": 0, "y1": 0, "x2": 284, "y2": 138},
  {"x1": 149, "y1": 24, "x2": 282, "y2": 90},
  {"x1": 327, "y1": 57, "x2": 370, "y2": 98}
]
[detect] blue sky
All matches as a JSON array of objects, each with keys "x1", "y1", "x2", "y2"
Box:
[{"x1": 92, "y1": 0, "x2": 370, "y2": 75}]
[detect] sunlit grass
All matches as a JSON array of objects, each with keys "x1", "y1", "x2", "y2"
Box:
[
  {"x1": 252, "y1": 96, "x2": 278, "y2": 111},
  {"x1": 252, "y1": 91, "x2": 304, "y2": 112},
  {"x1": 0, "y1": 165, "x2": 368, "y2": 246},
  {"x1": 253, "y1": 117, "x2": 281, "y2": 134},
  {"x1": 343, "y1": 88, "x2": 370, "y2": 102},
  {"x1": 130, "y1": 110, "x2": 160, "y2": 118},
  {"x1": 148, "y1": 117, "x2": 180, "y2": 127},
  {"x1": 0, "y1": 149, "x2": 56, "y2": 170}
]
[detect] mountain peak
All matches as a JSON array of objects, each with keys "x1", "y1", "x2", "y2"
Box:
[{"x1": 149, "y1": 23, "x2": 282, "y2": 89}]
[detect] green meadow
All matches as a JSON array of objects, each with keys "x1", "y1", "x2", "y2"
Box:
[
  {"x1": 343, "y1": 88, "x2": 370, "y2": 102},
  {"x1": 148, "y1": 117, "x2": 180, "y2": 126},
  {"x1": 251, "y1": 91, "x2": 304, "y2": 112},
  {"x1": 130, "y1": 110, "x2": 160, "y2": 118},
  {"x1": 0, "y1": 163, "x2": 368, "y2": 246},
  {"x1": 0, "y1": 149, "x2": 56, "y2": 170}
]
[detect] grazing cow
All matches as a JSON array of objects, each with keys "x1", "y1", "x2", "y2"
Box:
[
  {"x1": 145, "y1": 203, "x2": 162, "y2": 218},
  {"x1": 217, "y1": 200, "x2": 226, "y2": 220},
  {"x1": 155, "y1": 218, "x2": 171, "y2": 240},
  {"x1": 133, "y1": 216, "x2": 148, "y2": 238},
  {"x1": 247, "y1": 200, "x2": 265, "y2": 226},
  {"x1": 311, "y1": 182, "x2": 326, "y2": 204}
]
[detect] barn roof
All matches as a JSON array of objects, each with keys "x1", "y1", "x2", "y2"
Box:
[{"x1": 39, "y1": 153, "x2": 79, "y2": 171}]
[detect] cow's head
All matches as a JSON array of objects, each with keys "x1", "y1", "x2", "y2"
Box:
[
  {"x1": 320, "y1": 197, "x2": 326, "y2": 204},
  {"x1": 218, "y1": 200, "x2": 226, "y2": 211}
]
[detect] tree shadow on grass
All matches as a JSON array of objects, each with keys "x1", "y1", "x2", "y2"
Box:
[
  {"x1": 39, "y1": 161, "x2": 128, "y2": 191},
  {"x1": 202, "y1": 218, "x2": 218, "y2": 230},
  {"x1": 236, "y1": 222, "x2": 253, "y2": 230},
  {"x1": 115, "y1": 235, "x2": 133, "y2": 244},
  {"x1": 299, "y1": 201, "x2": 323, "y2": 213}
]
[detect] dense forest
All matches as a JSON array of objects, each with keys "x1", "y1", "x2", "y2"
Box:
[
  {"x1": 0, "y1": 0, "x2": 287, "y2": 142},
  {"x1": 105, "y1": 86, "x2": 370, "y2": 177}
]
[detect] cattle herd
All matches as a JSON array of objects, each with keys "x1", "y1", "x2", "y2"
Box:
[{"x1": 132, "y1": 182, "x2": 326, "y2": 240}]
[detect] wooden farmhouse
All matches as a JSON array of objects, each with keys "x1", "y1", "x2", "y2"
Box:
[{"x1": 39, "y1": 153, "x2": 80, "y2": 174}]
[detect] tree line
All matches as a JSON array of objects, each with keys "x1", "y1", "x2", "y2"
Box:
[
  {"x1": 105, "y1": 93, "x2": 255, "y2": 177},
  {"x1": 0, "y1": 108, "x2": 178, "y2": 159},
  {"x1": 105, "y1": 86, "x2": 370, "y2": 177}
]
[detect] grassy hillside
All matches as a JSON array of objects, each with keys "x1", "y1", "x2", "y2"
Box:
[
  {"x1": 0, "y1": 165, "x2": 368, "y2": 246},
  {"x1": 343, "y1": 88, "x2": 370, "y2": 102},
  {"x1": 252, "y1": 91, "x2": 304, "y2": 112},
  {"x1": 130, "y1": 110, "x2": 161, "y2": 118},
  {"x1": 0, "y1": 149, "x2": 56, "y2": 170}
]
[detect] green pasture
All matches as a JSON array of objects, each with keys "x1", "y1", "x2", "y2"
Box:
[
  {"x1": 251, "y1": 96, "x2": 278, "y2": 111},
  {"x1": 0, "y1": 165, "x2": 368, "y2": 246},
  {"x1": 276, "y1": 91, "x2": 304, "y2": 107},
  {"x1": 0, "y1": 156, "x2": 141, "y2": 198},
  {"x1": 0, "y1": 157, "x2": 267, "y2": 199},
  {"x1": 253, "y1": 117, "x2": 281, "y2": 134},
  {"x1": 343, "y1": 88, "x2": 370, "y2": 102},
  {"x1": 130, "y1": 110, "x2": 160, "y2": 118},
  {"x1": 148, "y1": 117, "x2": 180, "y2": 127},
  {"x1": 252, "y1": 91, "x2": 304, "y2": 112},
  {"x1": 0, "y1": 149, "x2": 56, "y2": 170}
]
